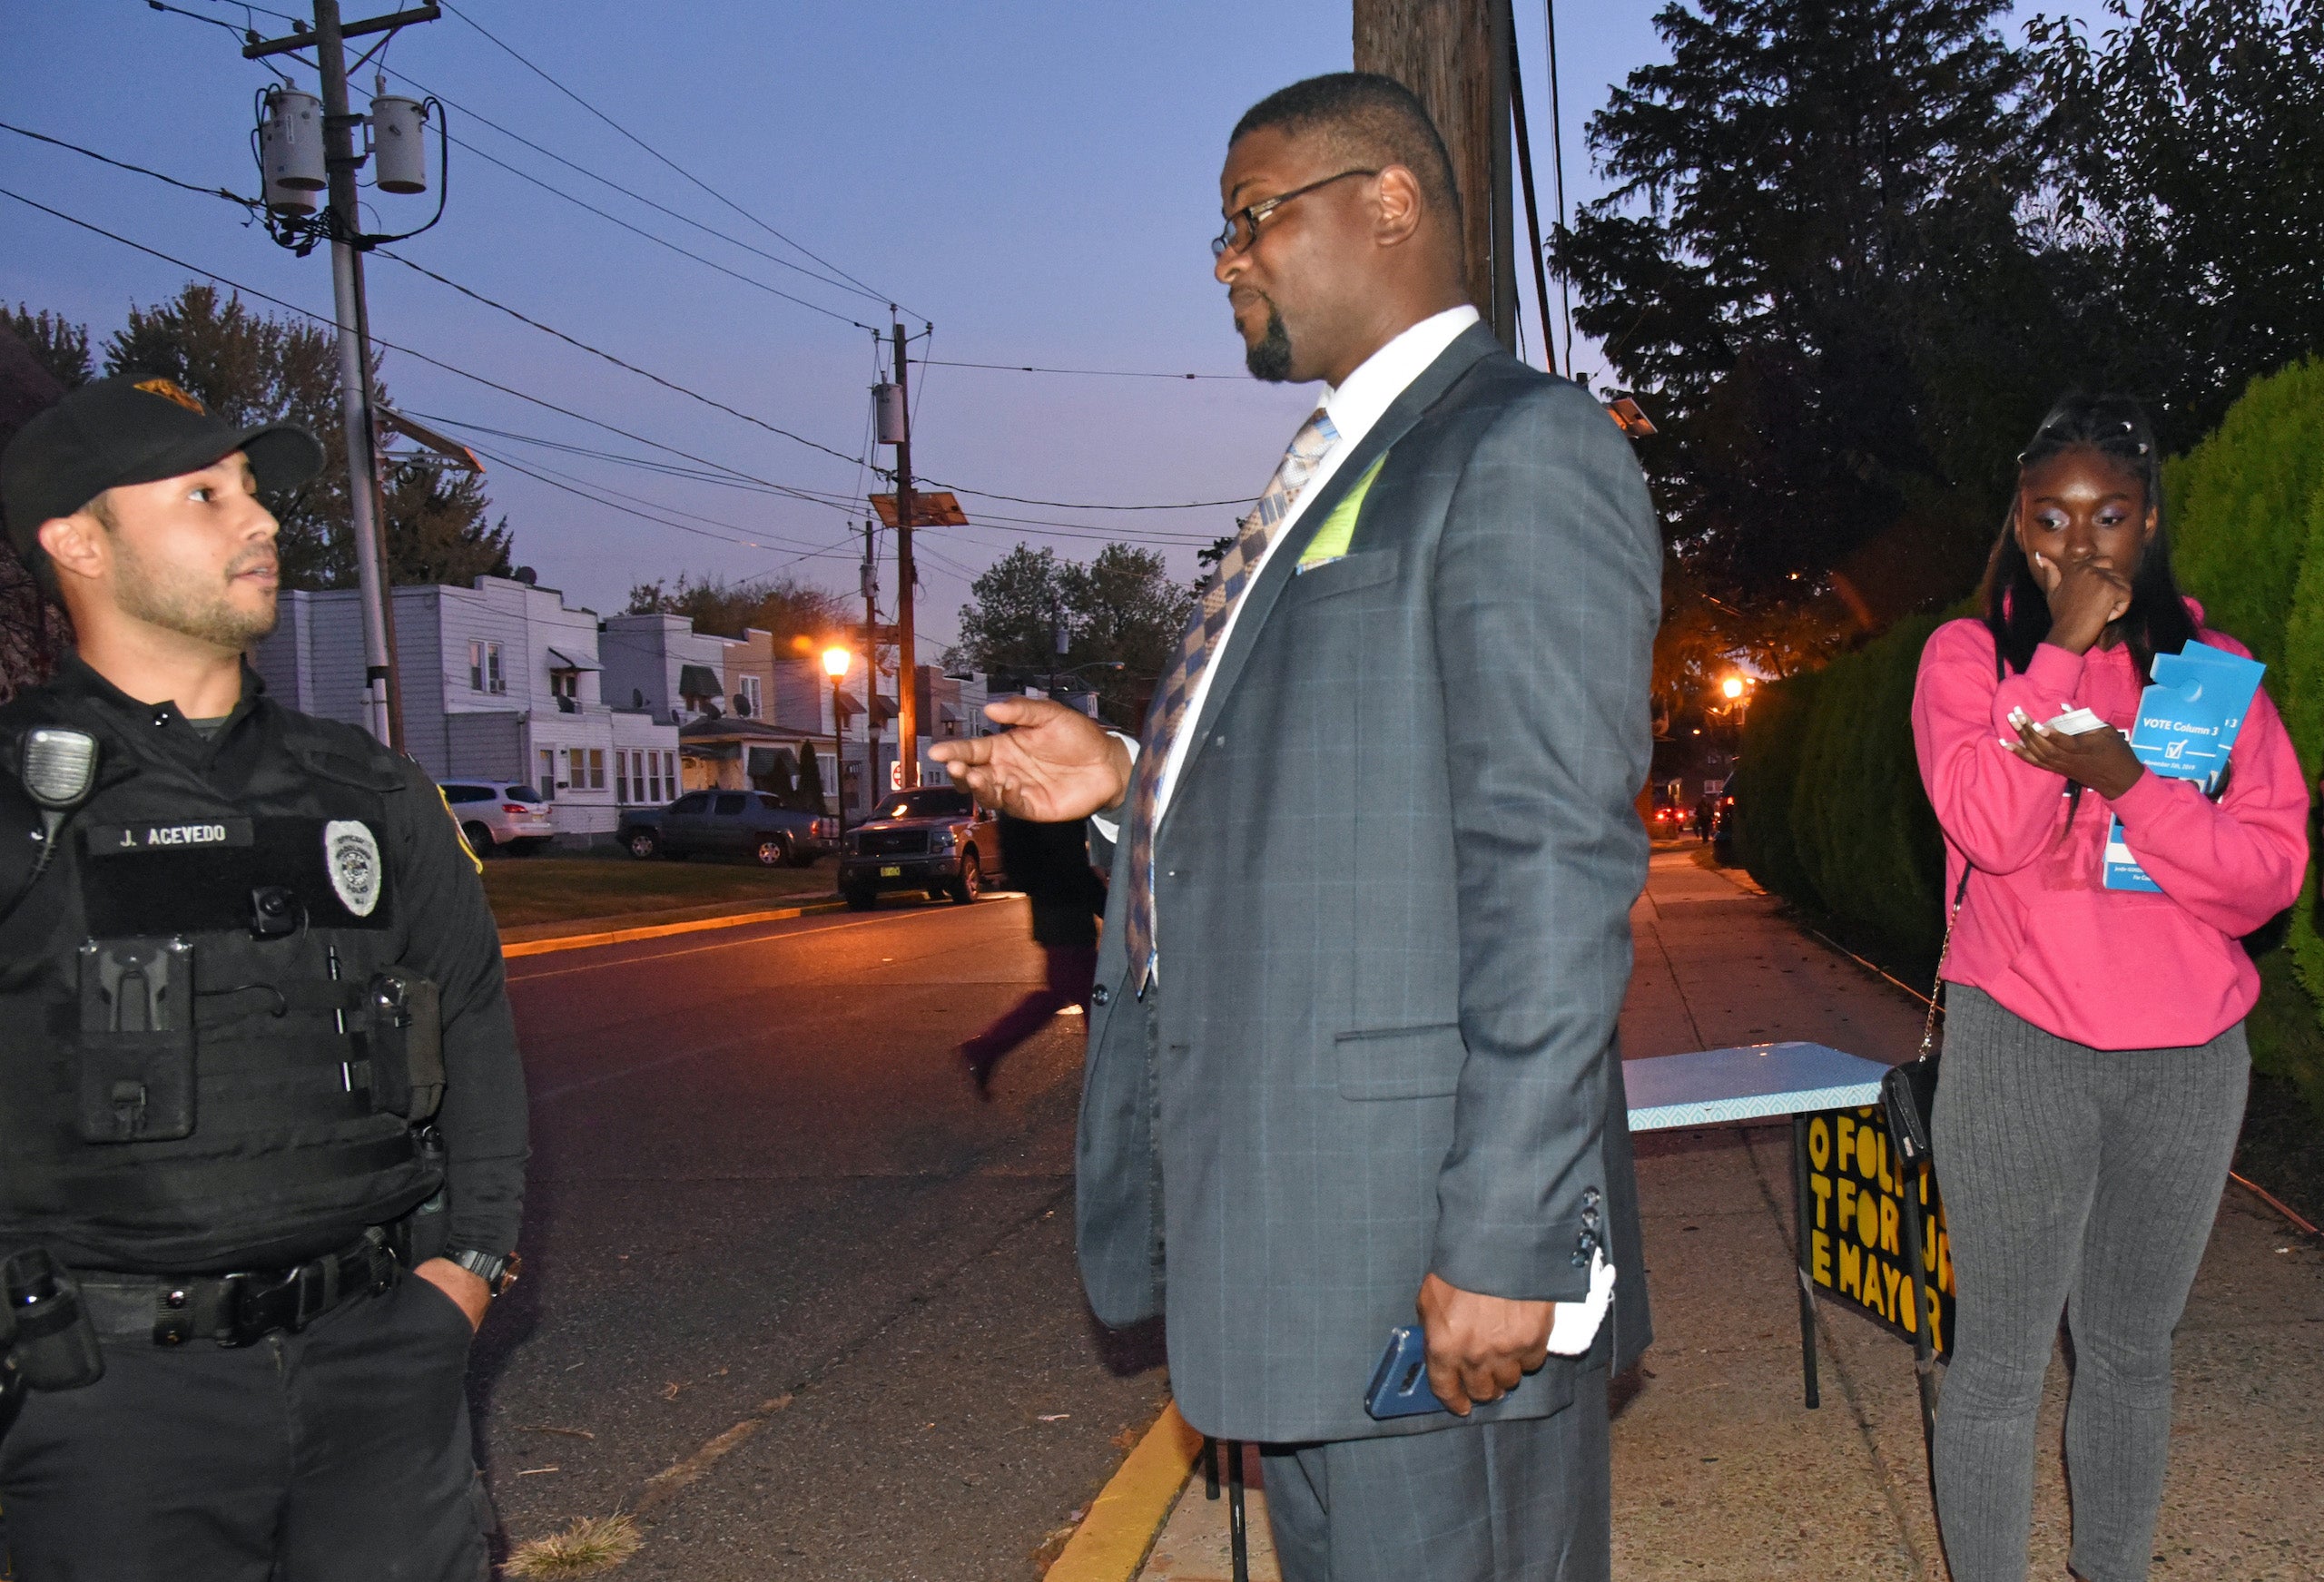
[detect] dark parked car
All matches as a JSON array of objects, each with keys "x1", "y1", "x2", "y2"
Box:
[
  {"x1": 837, "y1": 787, "x2": 1004, "y2": 909},
  {"x1": 619, "y1": 791, "x2": 837, "y2": 867}
]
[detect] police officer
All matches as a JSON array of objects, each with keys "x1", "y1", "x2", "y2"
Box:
[{"x1": 0, "y1": 373, "x2": 528, "y2": 1579}]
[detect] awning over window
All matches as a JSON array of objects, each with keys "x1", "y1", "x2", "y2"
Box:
[
  {"x1": 677, "y1": 663, "x2": 722, "y2": 698},
  {"x1": 546, "y1": 645, "x2": 602, "y2": 673}
]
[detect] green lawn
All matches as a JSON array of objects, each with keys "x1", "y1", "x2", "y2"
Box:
[{"x1": 479, "y1": 853, "x2": 833, "y2": 929}]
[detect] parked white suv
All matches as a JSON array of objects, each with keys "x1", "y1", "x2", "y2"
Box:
[{"x1": 438, "y1": 781, "x2": 555, "y2": 856}]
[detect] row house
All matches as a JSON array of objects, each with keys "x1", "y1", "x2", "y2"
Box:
[{"x1": 252, "y1": 575, "x2": 680, "y2": 842}]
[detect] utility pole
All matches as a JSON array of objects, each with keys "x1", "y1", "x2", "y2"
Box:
[
  {"x1": 1354, "y1": 0, "x2": 1517, "y2": 349},
  {"x1": 245, "y1": 1, "x2": 442, "y2": 750},
  {"x1": 862, "y1": 518, "x2": 879, "y2": 818},
  {"x1": 889, "y1": 319, "x2": 919, "y2": 789}
]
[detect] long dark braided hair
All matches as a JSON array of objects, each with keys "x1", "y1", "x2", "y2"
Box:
[{"x1": 1982, "y1": 393, "x2": 2198, "y2": 683}]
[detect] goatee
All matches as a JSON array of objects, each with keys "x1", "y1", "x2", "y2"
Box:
[{"x1": 1246, "y1": 306, "x2": 1294, "y2": 383}]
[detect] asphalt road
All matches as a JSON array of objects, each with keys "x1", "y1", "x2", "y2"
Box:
[{"x1": 476, "y1": 893, "x2": 1167, "y2": 1579}]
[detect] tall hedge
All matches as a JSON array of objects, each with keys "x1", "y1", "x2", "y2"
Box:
[
  {"x1": 1788, "y1": 614, "x2": 1949, "y2": 966},
  {"x1": 2165, "y1": 359, "x2": 2324, "y2": 1110},
  {"x1": 1735, "y1": 666, "x2": 1824, "y2": 911},
  {"x1": 1738, "y1": 618, "x2": 1945, "y2": 968}
]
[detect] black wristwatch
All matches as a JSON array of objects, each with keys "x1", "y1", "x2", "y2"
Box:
[{"x1": 445, "y1": 1248, "x2": 521, "y2": 1297}]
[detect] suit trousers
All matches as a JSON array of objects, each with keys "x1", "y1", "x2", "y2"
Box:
[
  {"x1": 1, "y1": 1268, "x2": 491, "y2": 1581},
  {"x1": 1260, "y1": 1366, "x2": 1611, "y2": 1582}
]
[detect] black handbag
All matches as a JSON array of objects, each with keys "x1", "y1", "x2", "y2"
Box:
[{"x1": 1881, "y1": 869, "x2": 1973, "y2": 1167}]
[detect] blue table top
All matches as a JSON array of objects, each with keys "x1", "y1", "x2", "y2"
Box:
[{"x1": 1624, "y1": 1041, "x2": 1893, "y2": 1132}]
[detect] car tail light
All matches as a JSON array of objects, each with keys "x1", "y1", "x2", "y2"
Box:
[{"x1": 501, "y1": 803, "x2": 529, "y2": 814}]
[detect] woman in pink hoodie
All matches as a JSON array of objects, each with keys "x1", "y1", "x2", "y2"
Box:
[{"x1": 1911, "y1": 394, "x2": 2307, "y2": 1582}]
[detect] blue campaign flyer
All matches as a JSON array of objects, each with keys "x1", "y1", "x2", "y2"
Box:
[{"x1": 2103, "y1": 642, "x2": 2266, "y2": 891}]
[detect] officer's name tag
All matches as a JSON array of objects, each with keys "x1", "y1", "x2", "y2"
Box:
[{"x1": 87, "y1": 817, "x2": 255, "y2": 855}]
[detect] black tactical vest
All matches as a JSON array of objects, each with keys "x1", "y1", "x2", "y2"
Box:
[{"x1": 0, "y1": 678, "x2": 440, "y2": 1276}]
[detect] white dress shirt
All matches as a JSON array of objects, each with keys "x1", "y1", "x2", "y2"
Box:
[{"x1": 1100, "y1": 304, "x2": 1482, "y2": 844}]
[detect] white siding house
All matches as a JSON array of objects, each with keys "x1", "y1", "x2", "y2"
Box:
[{"x1": 252, "y1": 575, "x2": 680, "y2": 842}]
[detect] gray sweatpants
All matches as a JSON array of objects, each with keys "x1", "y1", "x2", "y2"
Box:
[{"x1": 1930, "y1": 985, "x2": 2248, "y2": 1582}]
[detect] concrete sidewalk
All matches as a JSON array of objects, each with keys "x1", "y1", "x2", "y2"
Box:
[{"x1": 1130, "y1": 850, "x2": 2324, "y2": 1581}]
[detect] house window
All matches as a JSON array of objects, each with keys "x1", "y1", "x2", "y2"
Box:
[
  {"x1": 616, "y1": 752, "x2": 631, "y2": 805},
  {"x1": 736, "y1": 674, "x2": 762, "y2": 719},
  {"x1": 662, "y1": 752, "x2": 675, "y2": 801},
  {"x1": 587, "y1": 748, "x2": 606, "y2": 791},
  {"x1": 537, "y1": 748, "x2": 556, "y2": 801},
  {"x1": 469, "y1": 640, "x2": 504, "y2": 694}
]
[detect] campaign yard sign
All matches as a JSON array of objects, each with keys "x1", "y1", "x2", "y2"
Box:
[{"x1": 1797, "y1": 1104, "x2": 1955, "y2": 1359}]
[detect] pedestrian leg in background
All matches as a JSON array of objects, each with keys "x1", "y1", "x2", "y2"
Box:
[{"x1": 960, "y1": 943, "x2": 1099, "y2": 1096}]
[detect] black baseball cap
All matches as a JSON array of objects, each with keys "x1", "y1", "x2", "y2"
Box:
[{"x1": 0, "y1": 372, "x2": 325, "y2": 585}]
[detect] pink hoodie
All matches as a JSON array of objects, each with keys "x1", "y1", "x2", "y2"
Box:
[{"x1": 1912, "y1": 607, "x2": 2310, "y2": 1050}]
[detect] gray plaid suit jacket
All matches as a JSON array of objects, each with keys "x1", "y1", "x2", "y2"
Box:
[{"x1": 1079, "y1": 324, "x2": 1660, "y2": 1444}]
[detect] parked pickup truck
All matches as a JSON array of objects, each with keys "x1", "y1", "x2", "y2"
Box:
[
  {"x1": 619, "y1": 791, "x2": 838, "y2": 868},
  {"x1": 838, "y1": 787, "x2": 1004, "y2": 909}
]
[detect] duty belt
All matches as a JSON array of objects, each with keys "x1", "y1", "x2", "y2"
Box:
[{"x1": 75, "y1": 1226, "x2": 401, "y2": 1349}]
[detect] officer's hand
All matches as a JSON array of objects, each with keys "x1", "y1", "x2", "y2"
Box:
[
  {"x1": 1416, "y1": 1272, "x2": 1556, "y2": 1417},
  {"x1": 414, "y1": 1257, "x2": 490, "y2": 1331},
  {"x1": 928, "y1": 698, "x2": 1133, "y2": 822}
]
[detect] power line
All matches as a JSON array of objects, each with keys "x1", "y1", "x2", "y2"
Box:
[
  {"x1": 920, "y1": 358, "x2": 1244, "y2": 381},
  {"x1": 463, "y1": 442, "x2": 858, "y2": 566},
  {"x1": 372, "y1": 246, "x2": 871, "y2": 469},
  {"x1": 443, "y1": 133, "x2": 878, "y2": 329},
  {"x1": 4, "y1": 163, "x2": 1241, "y2": 531},
  {"x1": 0, "y1": 186, "x2": 884, "y2": 522},
  {"x1": 421, "y1": 413, "x2": 1225, "y2": 549},
  {"x1": 10, "y1": 87, "x2": 876, "y2": 478},
  {"x1": 924, "y1": 478, "x2": 1253, "y2": 512},
  {"x1": 383, "y1": 72, "x2": 882, "y2": 315},
  {"x1": 157, "y1": 0, "x2": 891, "y2": 326},
  {"x1": 435, "y1": 0, "x2": 908, "y2": 318},
  {"x1": 0, "y1": 120, "x2": 263, "y2": 211}
]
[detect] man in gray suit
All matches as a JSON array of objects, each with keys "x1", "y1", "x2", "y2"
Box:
[{"x1": 931, "y1": 74, "x2": 1659, "y2": 1579}]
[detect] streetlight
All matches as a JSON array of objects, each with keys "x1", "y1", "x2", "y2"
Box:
[
  {"x1": 1721, "y1": 675, "x2": 1746, "y2": 701},
  {"x1": 822, "y1": 646, "x2": 852, "y2": 837}
]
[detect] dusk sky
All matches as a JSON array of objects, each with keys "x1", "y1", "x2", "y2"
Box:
[{"x1": 2, "y1": 1, "x2": 2106, "y2": 650}]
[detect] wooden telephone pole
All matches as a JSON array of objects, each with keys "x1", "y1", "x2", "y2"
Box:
[{"x1": 1354, "y1": 0, "x2": 1517, "y2": 349}]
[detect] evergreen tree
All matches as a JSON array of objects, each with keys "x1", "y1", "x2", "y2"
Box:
[
  {"x1": 100, "y1": 282, "x2": 514, "y2": 591},
  {"x1": 794, "y1": 740, "x2": 826, "y2": 812},
  {"x1": 1558, "y1": 0, "x2": 2079, "y2": 610},
  {"x1": 4, "y1": 305, "x2": 92, "y2": 389}
]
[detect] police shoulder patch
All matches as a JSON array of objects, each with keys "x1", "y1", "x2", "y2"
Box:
[{"x1": 323, "y1": 819, "x2": 383, "y2": 917}]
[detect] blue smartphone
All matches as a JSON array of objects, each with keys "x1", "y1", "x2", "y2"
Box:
[{"x1": 1364, "y1": 1326, "x2": 1444, "y2": 1420}]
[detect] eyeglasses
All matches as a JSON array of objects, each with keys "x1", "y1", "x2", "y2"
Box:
[{"x1": 1211, "y1": 169, "x2": 1380, "y2": 260}]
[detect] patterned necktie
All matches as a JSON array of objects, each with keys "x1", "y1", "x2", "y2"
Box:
[{"x1": 1121, "y1": 407, "x2": 1338, "y2": 981}]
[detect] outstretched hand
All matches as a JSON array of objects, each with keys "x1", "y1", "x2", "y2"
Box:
[{"x1": 927, "y1": 696, "x2": 1135, "y2": 823}]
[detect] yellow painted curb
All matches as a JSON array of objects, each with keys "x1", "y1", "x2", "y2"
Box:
[
  {"x1": 1046, "y1": 1400, "x2": 1204, "y2": 1582},
  {"x1": 501, "y1": 900, "x2": 844, "y2": 959}
]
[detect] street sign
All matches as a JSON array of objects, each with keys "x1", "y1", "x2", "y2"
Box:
[
  {"x1": 1797, "y1": 1104, "x2": 1955, "y2": 1359},
  {"x1": 869, "y1": 491, "x2": 968, "y2": 527}
]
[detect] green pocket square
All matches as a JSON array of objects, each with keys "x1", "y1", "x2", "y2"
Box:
[{"x1": 1297, "y1": 453, "x2": 1386, "y2": 569}]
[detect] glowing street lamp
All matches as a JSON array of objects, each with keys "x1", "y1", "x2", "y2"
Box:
[
  {"x1": 822, "y1": 647, "x2": 852, "y2": 835},
  {"x1": 1721, "y1": 675, "x2": 1746, "y2": 701}
]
